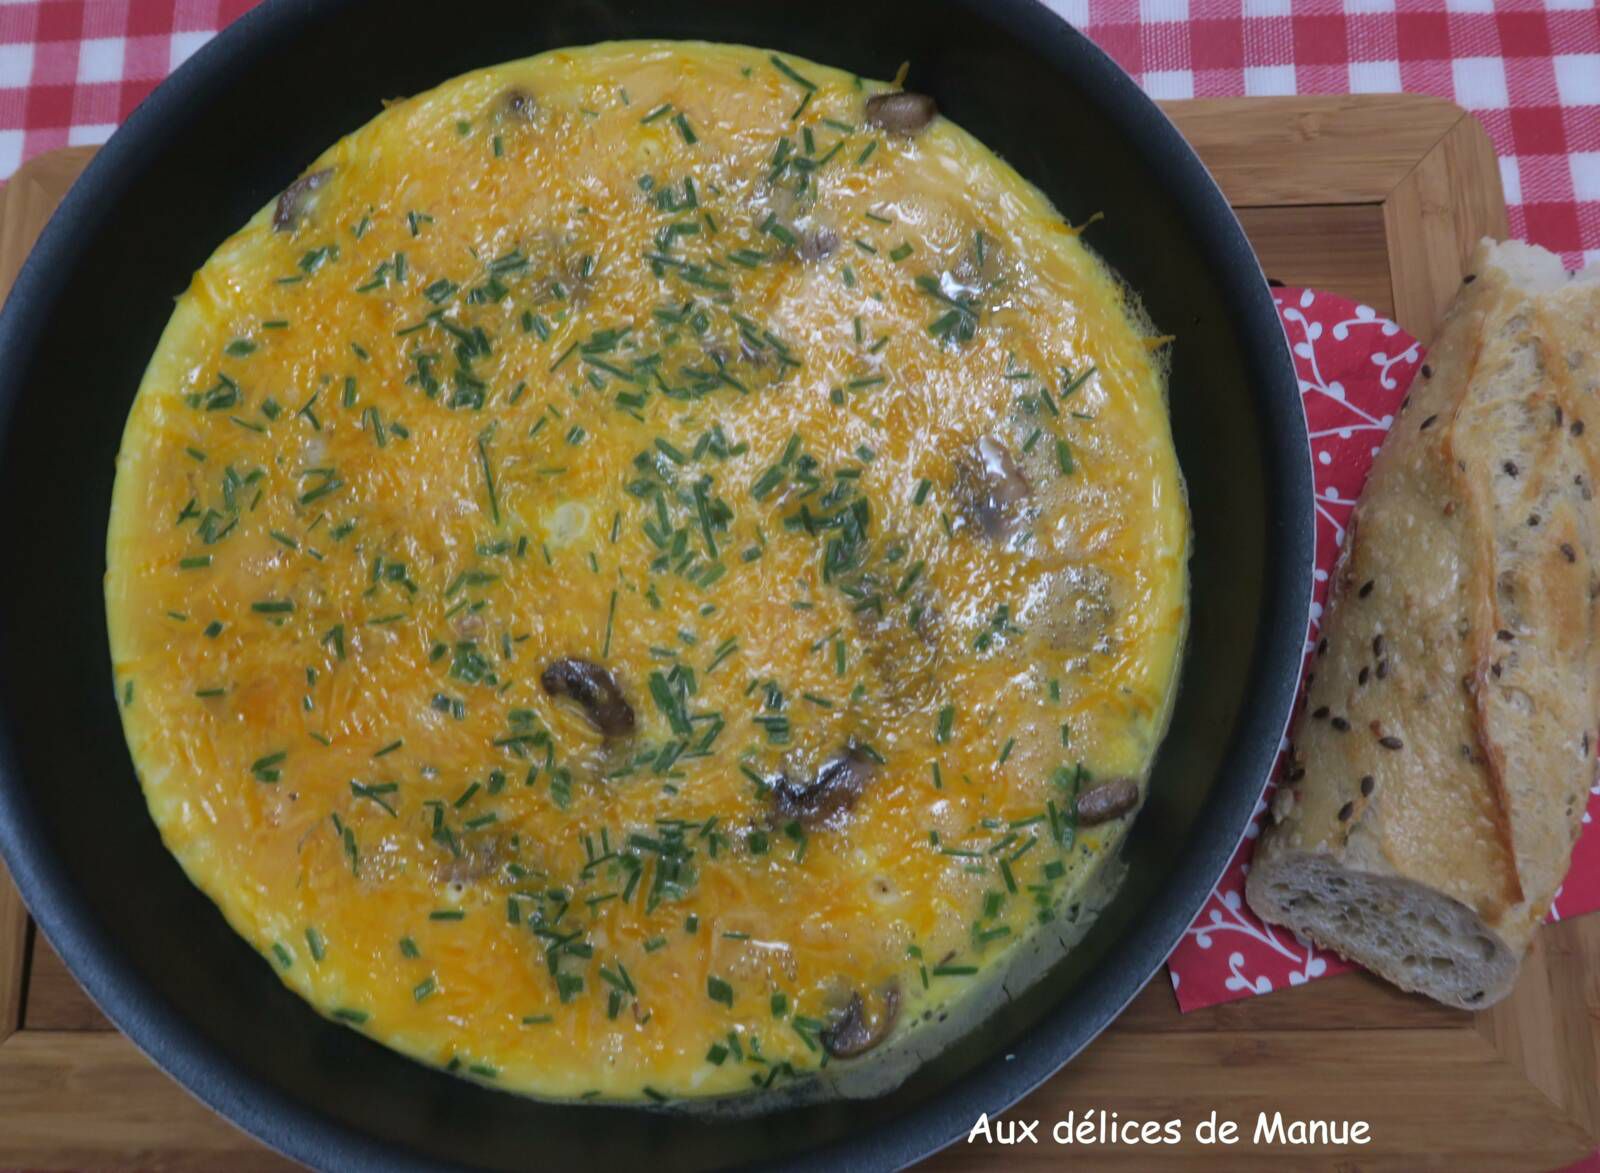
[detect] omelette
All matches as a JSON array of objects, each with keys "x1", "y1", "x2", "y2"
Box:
[{"x1": 104, "y1": 41, "x2": 1188, "y2": 1104}]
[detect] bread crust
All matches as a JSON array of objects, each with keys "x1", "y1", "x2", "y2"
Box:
[{"x1": 1247, "y1": 240, "x2": 1600, "y2": 1008}]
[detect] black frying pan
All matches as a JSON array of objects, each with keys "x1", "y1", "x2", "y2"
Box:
[{"x1": 0, "y1": 1, "x2": 1311, "y2": 1169}]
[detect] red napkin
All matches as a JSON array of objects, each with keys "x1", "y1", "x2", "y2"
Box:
[{"x1": 1167, "y1": 288, "x2": 1600, "y2": 1012}]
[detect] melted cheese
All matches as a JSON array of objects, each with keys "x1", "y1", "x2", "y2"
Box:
[{"x1": 105, "y1": 41, "x2": 1187, "y2": 1102}]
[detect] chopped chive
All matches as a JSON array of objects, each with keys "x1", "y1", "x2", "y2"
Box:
[
  {"x1": 769, "y1": 55, "x2": 818, "y2": 91},
  {"x1": 477, "y1": 428, "x2": 501, "y2": 525},
  {"x1": 1061, "y1": 364, "x2": 1096, "y2": 397},
  {"x1": 602, "y1": 589, "x2": 619, "y2": 658},
  {"x1": 351, "y1": 781, "x2": 398, "y2": 816},
  {"x1": 250, "y1": 751, "x2": 287, "y2": 782}
]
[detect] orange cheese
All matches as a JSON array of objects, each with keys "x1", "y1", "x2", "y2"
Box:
[{"x1": 105, "y1": 40, "x2": 1187, "y2": 1102}]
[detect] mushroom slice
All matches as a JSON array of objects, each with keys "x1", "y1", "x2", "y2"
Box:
[
  {"x1": 436, "y1": 833, "x2": 504, "y2": 886},
  {"x1": 273, "y1": 168, "x2": 333, "y2": 232},
  {"x1": 865, "y1": 91, "x2": 938, "y2": 135},
  {"x1": 1075, "y1": 777, "x2": 1140, "y2": 825},
  {"x1": 1038, "y1": 565, "x2": 1116, "y2": 655},
  {"x1": 771, "y1": 740, "x2": 877, "y2": 828},
  {"x1": 955, "y1": 436, "x2": 1032, "y2": 540},
  {"x1": 821, "y1": 983, "x2": 901, "y2": 1059},
  {"x1": 797, "y1": 226, "x2": 840, "y2": 262},
  {"x1": 540, "y1": 657, "x2": 635, "y2": 738},
  {"x1": 498, "y1": 87, "x2": 537, "y2": 121}
]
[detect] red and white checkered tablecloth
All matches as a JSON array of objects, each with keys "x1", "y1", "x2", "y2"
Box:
[{"x1": 0, "y1": 0, "x2": 1593, "y2": 264}]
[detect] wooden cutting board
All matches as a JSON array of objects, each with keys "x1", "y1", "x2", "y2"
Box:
[{"x1": 1, "y1": 94, "x2": 1595, "y2": 1173}]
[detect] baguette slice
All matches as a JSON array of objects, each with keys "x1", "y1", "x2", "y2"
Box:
[{"x1": 1246, "y1": 240, "x2": 1600, "y2": 1009}]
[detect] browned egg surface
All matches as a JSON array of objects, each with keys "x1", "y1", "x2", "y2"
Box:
[{"x1": 105, "y1": 41, "x2": 1188, "y2": 1101}]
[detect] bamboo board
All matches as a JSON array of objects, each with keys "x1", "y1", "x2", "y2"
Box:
[{"x1": 2, "y1": 95, "x2": 1596, "y2": 1172}]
